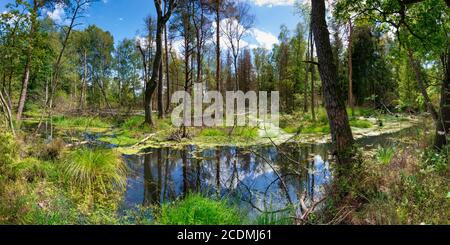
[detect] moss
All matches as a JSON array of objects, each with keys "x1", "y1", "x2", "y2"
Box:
[
  {"x1": 350, "y1": 119, "x2": 373, "y2": 129},
  {"x1": 52, "y1": 116, "x2": 112, "y2": 131}
]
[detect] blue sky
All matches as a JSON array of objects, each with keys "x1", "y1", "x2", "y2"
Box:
[{"x1": 1, "y1": 0, "x2": 303, "y2": 49}]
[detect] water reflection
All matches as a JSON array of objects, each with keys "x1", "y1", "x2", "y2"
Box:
[{"x1": 122, "y1": 144, "x2": 332, "y2": 217}]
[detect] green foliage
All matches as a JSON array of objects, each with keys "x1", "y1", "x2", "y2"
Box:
[
  {"x1": 393, "y1": 171, "x2": 450, "y2": 224},
  {"x1": 12, "y1": 158, "x2": 57, "y2": 182},
  {"x1": 0, "y1": 131, "x2": 18, "y2": 177},
  {"x1": 422, "y1": 148, "x2": 448, "y2": 173},
  {"x1": 121, "y1": 115, "x2": 145, "y2": 129},
  {"x1": 157, "y1": 194, "x2": 242, "y2": 225},
  {"x1": 61, "y1": 148, "x2": 127, "y2": 194}
]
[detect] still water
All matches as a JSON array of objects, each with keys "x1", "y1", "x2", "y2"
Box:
[{"x1": 121, "y1": 144, "x2": 332, "y2": 217}]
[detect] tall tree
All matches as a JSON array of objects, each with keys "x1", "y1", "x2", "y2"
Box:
[
  {"x1": 347, "y1": 19, "x2": 354, "y2": 113},
  {"x1": 222, "y1": 1, "x2": 254, "y2": 91},
  {"x1": 311, "y1": 0, "x2": 354, "y2": 165},
  {"x1": 16, "y1": 0, "x2": 46, "y2": 122},
  {"x1": 144, "y1": 0, "x2": 177, "y2": 125}
]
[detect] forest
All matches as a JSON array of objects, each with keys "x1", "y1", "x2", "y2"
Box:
[{"x1": 0, "y1": 0, "x2": 449, "y2": 225}]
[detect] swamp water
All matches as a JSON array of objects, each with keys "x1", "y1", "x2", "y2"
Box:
[{"x1": 81, "y1": 125, "x2": 420, "y2": 221}]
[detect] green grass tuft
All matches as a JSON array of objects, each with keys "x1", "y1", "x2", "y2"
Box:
[
  {"x1": 200, "y1": 128, "x2": 227, "y2": 137},
  {"x1": 61, "y1": 148, "x2": 127, "y2": 194},
  {"x1": 375, "y1": 145, "x2": 396, "y2": 165},
  {"x1": 158, "y1": 193, "x2": 242, "y2": 225}
]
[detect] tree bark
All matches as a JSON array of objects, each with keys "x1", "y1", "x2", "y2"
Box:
[
  {"x1": 158, "y1": 61, "x2": 164, "y2": 118},
  {"x1": 145, "y1": 0, "x2": 176, "y2": 125},
  {"x1": 17, "y1": 3, "x2": 38, "y2": 122},
  {"x1": 348, "y1": 19, "x2": 354, "y2": 114},
  {"x1": 215, "y1": 0, "x2": 221, "y2": 92},
  {"x1": 164, "y1": 23, "x2": 171, "y2": 113},
  {"x1": 310, "y1": 20, "x2": 316, "y2": 121},
  {"x1": 407, "y1": 49, "x2": 439, "y2": 122},
  {"x1": 311, "y1": 0, "x2": 354, "y2": 165},
  {"x1": 434, "y1": 52, "x2": 450, "y2": 151}
]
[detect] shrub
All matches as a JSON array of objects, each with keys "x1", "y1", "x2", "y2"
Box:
[
  {"x1": 61, "y1": 148, "x2": 127, "y2": 194},
  {"x1": 422, "y1": 148, "x2": 448, "y2": 173},
  {"x1": 0, "y1": 131, "x2": 18, "y2": 176},
  {"x1": 42, "y1": 138, "x2": 66, "y2": 160},
  {"x1": 12, "y1": 158, "x2": 56, "y2": 182},
  {"x1": 158, "y1": 194, "x2": 242, "y2": 225}
]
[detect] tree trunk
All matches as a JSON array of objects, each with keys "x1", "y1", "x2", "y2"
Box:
[
  {"x1": 164, "y1": 23, "x2": 171, "y2": 113},
  {"x1": 407, "y1": 49, "x2": 439, "y2": 122},
  {"x1": 0, "y1": 89, "x2": 15, "y2": 136},
  {"x1": 216, "y1": 1, "x2": 221, "y2": 92},
  {"x1": 145, "y1": 0, "x2": 175, "y2": 125},
  {"x1": 434, "y1": 52, "x2": 450, "y2": 151},
  {"x1": 311, "y1": 0, "x2": 354, "y2": 166},
  {"x1": 310, "y1": 22, "x2": 316, "y2": 121},
  {"x1": 16, "y1": 3, "x2": 39, "y2": 122},
  {"x1": 304, "y1": 37, "x2": 309, "y2": 113},
  {"x1": 16, "y1": 59, "x2": 31, "y2": 121},
  {"x1": 158, "y1": 61, "x2": 164, "y2": 118},
  {"x1": 348, "y1": 19, "x2": 354, "y2": 115}
]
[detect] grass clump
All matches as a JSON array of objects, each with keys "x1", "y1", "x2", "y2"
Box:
[
  {"x1": 375, "y1": 145, "x2": 396, "y2": 165},
  {"x1": 61, "y1": 148, "x2": 127, "y2": 194},
  {"x1": 157, "y1": 193, "x2": 242, "y2": 225},
  {"x1": 232, "y1": 127, "x2": 258, "y2": 139},
  {"x1": 301, "y1": 124, "x2": 330, "y2": 134},
  {"x1": 200, "y1": 128, "x2": 227, "y2": 137}
]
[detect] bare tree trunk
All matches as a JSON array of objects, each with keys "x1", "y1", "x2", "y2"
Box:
[
  {"x1": 215, "y1": 0, "x2": 221, "y2": 92},
  {"x1": 304, "y1": 36, "x2": 310, "y2": 113},
  {"x1": 434, "y1": 52, "x2": 450, "y2": 151},
  {"x1": 164, "y1": 23, "x2": 171, "y2": 113},
  {"x1": 16, "y1": 59, "x2": 31, "y2": 121},
  {"x1": 79, "y1": 49, "x2": 87, "y2": 111},
  {"x1": 0, "y1": 90, "x2": 15, "y2": 136},
  {"x1": 310, "y1": 22, "x2": 316, "y2": 122},
  {"x1": 348, "y1": 19, "x2": 354, "y2": 115},
  {"x1": 311, "y1": 0, "x2": 354, "y2": 166},
  {"x1": 158, "y1": 61, "x2": 164, "y2": 118},
  {"x1": 407, "y1": 49, "x2": 439, "y2": 122},
  {"x1": 145, "y1": 0, "x2": 176, "y2": 126}
]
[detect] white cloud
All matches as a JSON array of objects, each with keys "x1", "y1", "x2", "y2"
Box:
[
  {"x1": 250, "y1": 28, "x2": 279, "y2": 49},
  {"x1": 249, "y1": 0, "x2": 296, "y2": 7},
  {"x1": 46, "y1": 3, "x2": 65, "y2": 23}
]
